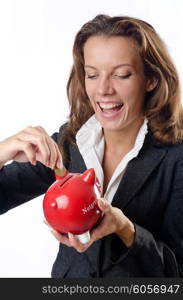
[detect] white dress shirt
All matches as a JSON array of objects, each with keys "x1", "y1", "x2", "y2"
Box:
[{"x1": 76, "y1": 114, "x2": 148, "y2": 204}]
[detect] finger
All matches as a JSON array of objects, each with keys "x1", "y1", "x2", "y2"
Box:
[
  {"x1": 90, "y1": 224, "x2": 105, "y2": 241},
  {"x1": 89, "y1": 209, "x2": 112, "y2": 241},
  {"x1": 39, "y1": 138, "x2": 60, "y2": 169},
  {"x1": 18, "y1": 132, "x2": 51, "y2": 167},
  {"x1": 39, "y1": 133, "x2": 62, "y2": 169},
  {"x1": 55, "y1": 144, "x2": 63, "y2": 169},
  {"x1": 35, "y1": 125, "x2": 49, "y2": 135},
  {"x1": 41, "y1": 138, "x2": 57, "y2": 169},
  {"x1": 20, "y1": 126, "x2": 53, "y2": 167},
  {"x1": 97, "y1": 198, "x2": 111, "y2": 213},
  {"x1": 68, "y1": 233, "x2": 90, "y2": 253},
  {"x1": 14, "y1": 139, "x2": 37, "y2": 165},
  {"x1": 22, "y1": 125, "x2": 47, "y2": 135},
  {"x1": 31, "y1": 135, "x2": 51, "y2": 168},
  {"x1": 19, "y1": 126, "x2": 62, "y2": 169},
  {"x1": 34, "y1": 130, "x2": 60, "y2": 169},
  {"x1": 49, "y1": 142, "x2": 61, "y2": 170},
  {"x1": 36, "y1": 126, "x2": 63, "y2": 169},
  {"x1": 50, "y1": 230, "x2": 72, "y2": 247},
  {"x1": 36, "y1": 128, "x2": 59, "y2": 169}
]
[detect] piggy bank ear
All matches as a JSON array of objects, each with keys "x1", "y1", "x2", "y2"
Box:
[{"x1": 81, "y1": 168, "x2": 95, "y2": 185}]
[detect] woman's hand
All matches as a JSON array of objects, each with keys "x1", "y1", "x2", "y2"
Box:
[
  {"x1": 0, "y1": 126, "x2": 63, "y2": 169},
  {"x1": 50, "y1": 198, "x2": 135, "y2": 253}
]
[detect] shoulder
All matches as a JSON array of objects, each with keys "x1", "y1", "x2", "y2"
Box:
[
  {"x1": 146, "y1": 131, "x2": 183, "y2": 153},
  {"x1": 50, "y1": 122, "x2": 68, "y2": 143},
  {"x1": 59, "y1": 122, "x2": 68, "y2": 136},
  {"x1": 162, "y1": 140, "x2": 183, "y2": 158},
  {"x1": 165, "y1": 143, "x2": 183, "y2": 173},
  {"x1": 153, "y1": 139, "x2": 183, "y2": 166},
  {"x1": 141, "y1": 133, "x2": 183, "y2": 166}
]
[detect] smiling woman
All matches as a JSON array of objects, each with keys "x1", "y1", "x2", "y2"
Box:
[
  {"x1": 64, "y1": 15, "x2": 183, "y2": 149},
  {"x1": 84, "y1": 35, "x2": 154, "y2": 132},
  {"x1": 0, "y1": 14, "x2": 183, "y2": 278}
]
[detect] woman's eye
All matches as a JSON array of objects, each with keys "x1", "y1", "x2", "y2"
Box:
[
  {"x1": 115, "y1": 73, "x2": 132, "y2": 79},
  {"x1": 85, "y1": 74, "x2": 98, "y2": 79}
]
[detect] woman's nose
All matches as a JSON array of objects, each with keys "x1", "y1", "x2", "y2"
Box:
[{"x1": 97, "y1": 77, "x2": 114, "y2": 95}]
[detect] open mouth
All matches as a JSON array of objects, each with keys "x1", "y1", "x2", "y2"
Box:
[{"x1": 97, "y1": 102, "x2": 124, "y2": 114}]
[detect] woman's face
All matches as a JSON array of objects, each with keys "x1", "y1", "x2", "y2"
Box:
[{"x1": 84, "y1": 35, "x2": 152, "y2": 132}]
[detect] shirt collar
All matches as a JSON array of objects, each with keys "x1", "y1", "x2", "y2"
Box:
[
  {"x1": 76, "y1": 114, "x2": 102, "y2": 157},
  {"x1": 76, "y1": 114, "x2": 148, "y2": 155}
]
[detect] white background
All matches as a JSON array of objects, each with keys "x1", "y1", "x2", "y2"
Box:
[{"x1": 0, "y1": 0, "x2": 182, "y2": 277}]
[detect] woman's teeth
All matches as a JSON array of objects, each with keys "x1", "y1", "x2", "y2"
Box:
[{"x1": 98, "y1": 102, "x2": 123, "y2": 112}]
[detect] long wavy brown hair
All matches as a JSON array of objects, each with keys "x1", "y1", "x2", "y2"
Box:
[{"x1": 59, "y1": 14, "x2": 183, "y2": 157}]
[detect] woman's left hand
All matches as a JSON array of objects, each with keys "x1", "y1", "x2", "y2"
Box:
[{"x1": 50, "y1": 198, "x2": 135, "y2": 253}]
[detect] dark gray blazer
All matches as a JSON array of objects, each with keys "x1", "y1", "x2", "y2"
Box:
[{"x1": 0, "y1": 126, "x2": 183, "y2": 278}]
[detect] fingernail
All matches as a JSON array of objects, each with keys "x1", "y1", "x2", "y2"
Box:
[
  {"x1": 68, "y1": 232, "x2": 75, "y2": 239},
  {"x1": 100, "y1": 198, "x2": 108, "y2": 206}
]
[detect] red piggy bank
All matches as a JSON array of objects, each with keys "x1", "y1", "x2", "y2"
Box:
[{"x1": 43, "y1": 168, "x2": 102, "y2": 244}]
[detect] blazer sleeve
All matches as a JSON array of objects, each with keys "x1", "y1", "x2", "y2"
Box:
[
  {"x1": 0, "y1": 132, "x2": 59, "y2": 214},
  {"x1": 108, "y1": 157, "x2": 183, "y2": 277}
]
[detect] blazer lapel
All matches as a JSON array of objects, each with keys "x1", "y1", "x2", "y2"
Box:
[{"x1": 112, "y1": 134, "x2": 167, "y2": 209}]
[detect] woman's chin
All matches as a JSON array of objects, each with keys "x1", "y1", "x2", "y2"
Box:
[{"x1": 99, "y1": 119, "x2": 125, "y2": 132}]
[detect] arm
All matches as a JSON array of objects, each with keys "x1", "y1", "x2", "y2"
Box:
[
  {"x1": 0, "y1": 160, "x2": 55, "y2": 213},
  {"x1": 126, "y1": 155, "x2": 183, "y2": 277},
  {"x1": 0, "y1": 127, "x2": 63, "y2": 214},
  {"x1": 103, "y1": 155, "x2": 183, "y2": 277},
  {"x1": 51, "y1": 195, "x2": 182, "y2": 277}
]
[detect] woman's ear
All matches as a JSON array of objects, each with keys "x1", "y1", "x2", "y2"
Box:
[{"x1": 146, "y1": 77, "x2": 158, "y2": 92}]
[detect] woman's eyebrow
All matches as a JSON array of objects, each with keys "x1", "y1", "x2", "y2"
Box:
[
  {"x1": 84, "y1": 65, "x2": 97, "y2": 70},
  {"x1": 84, "y1": 64, "x2": 132, "y2": 70}
]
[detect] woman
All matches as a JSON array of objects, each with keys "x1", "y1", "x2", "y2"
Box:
[{"x1": 0, "y1": 14, "x2": 183, "y2": 277}]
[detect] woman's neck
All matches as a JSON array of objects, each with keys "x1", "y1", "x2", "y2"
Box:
[{"x1": 103, "y1": 118, "x2": 144, "y2": 152}]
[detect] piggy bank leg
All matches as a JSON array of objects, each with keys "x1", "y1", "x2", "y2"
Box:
[{"x1": 75, "y1": 231, "x2": 90, "y2": 244}]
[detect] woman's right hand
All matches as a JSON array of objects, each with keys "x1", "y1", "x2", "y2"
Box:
[{"x1": 0, "y1": 126, "x2": 63, "y2": 170}]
